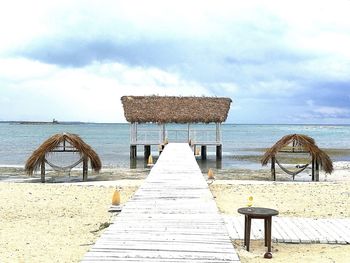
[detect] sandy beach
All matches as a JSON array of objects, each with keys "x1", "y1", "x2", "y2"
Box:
[
  {"x1": 0, "y1": 182, "x2": 140, "y2": 263},
  {"x1": 0, "y1": 162, "x2": 349, "y2": 262}
]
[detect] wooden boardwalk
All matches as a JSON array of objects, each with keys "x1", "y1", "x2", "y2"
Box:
[
  {"x1": 223, "y1": 216, "x2": 350, "y2": 244},
  {"x1": 82, "y1": 143, "x2": 240, "y2": 262}
]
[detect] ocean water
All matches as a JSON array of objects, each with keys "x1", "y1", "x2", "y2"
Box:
[{"x1": 1, "y1": 123, "x2": 350, "y2": 170}]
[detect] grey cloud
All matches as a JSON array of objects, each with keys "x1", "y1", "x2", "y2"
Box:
[{"x1": 17, "y1": 37, "x2": 194, "y2": 68}]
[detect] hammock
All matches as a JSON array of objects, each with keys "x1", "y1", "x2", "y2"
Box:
[
  {"x1": 45, "y1": 157, "x2": 84, "y2": 173},
  {"x1": 275, "y1": 158, "x2": 310, "y2": 180}
]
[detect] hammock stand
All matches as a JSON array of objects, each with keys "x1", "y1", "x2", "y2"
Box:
[
  {"x1": 271, "y1": 152, "x2": 319, "y2": 181},
  {"x1": 40, "y1": 139, "x2": 89, "y2": 183}
]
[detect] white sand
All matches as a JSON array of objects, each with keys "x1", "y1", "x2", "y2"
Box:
[
  {"x1": 0, "y1": 182, "x2": 140, "y2": 263},
  {"x1": 0, "y1": 162, "x2": 349, "y2": 262}
]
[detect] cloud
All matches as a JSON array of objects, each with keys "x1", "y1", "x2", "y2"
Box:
[
  {"x1": 0, "y1": 0, "x2": 350, "y2": 123},
  {"x1": 0, "y1": 58, "x2": 212, "y2": 122},
  {"x1": 313, "y1": 106, "x2": 350, "y2": 118}
]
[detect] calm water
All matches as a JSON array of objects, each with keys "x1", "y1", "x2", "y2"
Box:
[{"x1": 1, "y1": 123, "x2": 350, "y2": 169}]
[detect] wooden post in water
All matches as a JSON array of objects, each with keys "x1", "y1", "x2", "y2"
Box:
[
  {"x1": 144, "y1": 145, "x2": 151, "y2": 160},
  {"x1": 40, "y1": 159, "x2": 45, "y2": 183},
  {"x1": 216, "y1": 144, "x2": 222, "y2": 160},
  {"x1": 130, "y1": 145, "x2": 137, "y2": 159},
  {"x1": 83, "y1": 156, "x2": 88, "y2": 181},
  {"x1": 271, "y1": 156, "x2": 276, "y2": 181},
  {"x1": 201, "y1": 145, "x2": 207, "y2": 160}
]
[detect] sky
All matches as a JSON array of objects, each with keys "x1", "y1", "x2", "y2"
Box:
[{"x1": 0, "y1": 0, "x2": 350, "y2": 124}]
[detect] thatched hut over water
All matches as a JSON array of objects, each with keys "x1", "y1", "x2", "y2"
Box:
[
  {"x1": 121, "y1": 96, "x2": 232, "y2": 160},
  {"x1": 261, "y1": 134, "x2": 333, "y2": 181},
  {"x1": 25, "y1": 133, "x2": 101, "y2": 182}
]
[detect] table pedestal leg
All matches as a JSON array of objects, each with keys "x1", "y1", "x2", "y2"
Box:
[
  {"x1": 267, "y1": 217, "x2": 272, "y2": 252},
  {"x1": 244, "y1": 215, "x2": 247, "y2": 246},
  {"x1": 264, "y1": 219, "x2": 267, "y2": 246},
  {"x1": 246, "y1": 216, "x2": 251, "y2": 251}
]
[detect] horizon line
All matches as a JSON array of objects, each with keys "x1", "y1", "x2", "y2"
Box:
[{"x1": 0, "y1": 120, "x2": 349, "y2": 126}]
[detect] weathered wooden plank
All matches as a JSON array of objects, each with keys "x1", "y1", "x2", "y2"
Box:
[
  {"x1": 300, "y1": 218, "x2": 323, "y2": 243},
  {"x1": 84, "y1": 250, "x2": 239, "y2": 261},
  {"x1": 332, "y1": 219, "x2": 350, "y2": 243},
  {"x1": 287, "y1": 217, "x2": 312, "y2": 243},
  {"x1": 82, "y1": 143, "x2": 239, "y2": 262},
  {"x1": 312, "y1": 219, "x2": 338, "y2": 244},
  {"x1": 319, "y1": 219, "x2": 347, "y2": 244},
  {"x1": 250, "y1": 219, "x2": 264, "y2": 239},
  {"x1": 225, "y1": 216, "x2": 350, "y2": 245}
]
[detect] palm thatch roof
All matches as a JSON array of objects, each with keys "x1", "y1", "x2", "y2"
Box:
[
  {"x1": 261, "y1": 134, "x2": 333, "y2": 174},
  {"x1": 121, "y1": 96, "x2": 232, "y2": 123},
  {"x1": 25, "y1": 133, "x2": 101, "y2": 175}
]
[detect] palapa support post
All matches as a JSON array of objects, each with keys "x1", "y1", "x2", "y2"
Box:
[
  {"x1": 130, "y1": 145, "x2": 137, "y2": 159},
  {"x1": 271, "y1": 156, "x2": 276, "y2": 181},
  {"x1": 83, "y1": 156, "x2": 88, "y2": 181},
  {"x1": 40, "y1": 158, "x2": 45, "y2": 183},
  {"x1": 144, "y1": 145, "x2": 151, "y2": 160},
  {"x1": 315, "y1": 159, "x2": 319, "y2": 182},
  {"x1": 216, "y1": 145, "x2": 222, "y2": 160},
  {"x1": 201, "y1": 145, "x2": 207, "y2": 160},
  {"x1": 311, "y1": 157, "x2": 315, "y2": 181}
]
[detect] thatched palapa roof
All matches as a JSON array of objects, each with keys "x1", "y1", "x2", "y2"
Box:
[
  {"x1": 121, "y1": 96, "x2": 232, "y2": 123},
  {"x1": 261, "y1": 134, "x2": 333, "y2": 174},
  {"x1": 25, "y1": 133, "x2": 101, "y2": 175}
]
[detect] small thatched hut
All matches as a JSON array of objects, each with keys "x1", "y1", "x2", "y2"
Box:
[
  {"x1": 121, "y1": 96, "x2": 232, "y2": 160},
  {"x1": 121, "y1": 96, "x2": 231, "y2": 123},
  {"x1": 261, "y1": 134, "x2": 333, "y2": 181},
  {"x1": 25, "y1": 133, "x2": 101, "y2": 182}
]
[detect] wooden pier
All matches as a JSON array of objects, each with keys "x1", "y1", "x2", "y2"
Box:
[
  {"x1": 82, "y1": 143, "x2": 240, "y2": 262},
  {"x1": 223, "y1": 216, "x2": 350, "y2": 244}
]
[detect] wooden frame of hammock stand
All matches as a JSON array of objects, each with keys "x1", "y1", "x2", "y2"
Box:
[
  {"x1": 262, "y1": 134, "x2": 333, "y2": 182},
  {"x1": 271, "y1": 152, "x2": 319, "y2": 182},
  {"x1": 40, "y1": 140, "x2": 89, "y2": 183}
]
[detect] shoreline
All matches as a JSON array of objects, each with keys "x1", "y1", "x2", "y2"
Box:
[{"x1": 1, "y1": 160, "x2": 349, "y2": 184}]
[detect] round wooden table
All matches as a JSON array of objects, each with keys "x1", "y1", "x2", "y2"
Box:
[{"x1": 238, "y1": 207, "x2": 279, "y2": 252}]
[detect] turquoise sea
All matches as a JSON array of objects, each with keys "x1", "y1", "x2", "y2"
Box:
[{"x1": 1, "y1": 123, "x2": 350, "y2": 170}]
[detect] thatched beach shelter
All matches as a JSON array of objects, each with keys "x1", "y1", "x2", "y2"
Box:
[
  {"x1": 25, "y1": 133, "x2": 101, "y2": 182},
  {"x1": 261, "y1": 134, "x2": 333, "y2": 181},
  {"x1": 121, "y1": 96, "x2": 232, "y2": 160}
]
